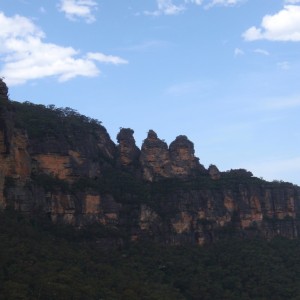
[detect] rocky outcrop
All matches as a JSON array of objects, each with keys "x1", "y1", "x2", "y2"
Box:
[
  {"x1": 0, "y1": 98, "x2": 32, "y2": 209},
  {"x1": 208, "y1": 164, "x2": 221, "y2": 180},
  {"x1": 139, "y1": 131, "x2": 206, "y2": 181},
  {"x1": 0, "y1": 78, "x2": 8, "y2": 101},
  {"x1": 1, "y1": 80, "x2": 300, "y2": 245},
  {"x1": 0, "y1": 95, "x2": 118, "y2": 224},
  {"x1": 140, "y1": 130, "x2": 172, "y2": 181},
  {"x1": 169, "y1": 135, "x2": 206, "y2": 178},
  {"x1": 116, "y1": 128, "x2": 140, "y2": 169}
]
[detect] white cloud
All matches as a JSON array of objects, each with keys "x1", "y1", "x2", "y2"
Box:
[
  {"x1": 234, "y1": 47, "x2": 244, "y2": 56},
  {"x1": 0, "y1": 12, "x2": 44, "y2": 40},
  {"x1": 185, "y1": 0, "x2": 203, "y2": 5},
  {"x1": 254, "y1": 48, "x2": 270, "y2": 56},
  {"x1": 0, "y1": 12, "x2": 127, "y2": 85},
  {"x1": 243, "y1": 5, "x2": 300, "y2": 41},
  {"x1": 86, "y1": 52, "x2": 128, "y2": 65},
  {"x1": 144, "y1": 0, "x2": 241, "y2": 16},
  {"x1": 144, "y1": 0, "x2": 185, "y2": 16},
  {"x1": 205, "y1": 0, "x2": 244, "y2": 9},
  {"x1": 285, "y1": 0, "x2": 300, "y2": 3},
  {"x1": 58, "y1": 0, "x2": 98, "y2": 23}
]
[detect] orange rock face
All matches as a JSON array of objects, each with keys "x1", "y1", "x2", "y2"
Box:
[
  {"x1": 140, "y1": 131, "x2": 206, "y2": 181},
  {"x1": 0, "y1": 129, "x2": 31, "y2": 179},
  {"x1": 140, "y1": 130, "x2": 172, "y2": 181},
  {"x1": 172, "y1": 212, "x2": 193, "y2": 234},
  {"x1": 84, "y1": 194, "x2": 101, "y2": 214},
  {"x1": 33, "y1": 154, "x2": 71, "y2": 180},
  {"x1": 1, "y1": 91, "x2": 300, "y2": 244},
  {"x1": 116, "y1": 128, "x2": 140, "y2": 167},
  {"x1": 169, "y1": 135, "x2": 202, "y2": 177}
]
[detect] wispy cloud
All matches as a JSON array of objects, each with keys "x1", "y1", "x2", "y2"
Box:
[
  {"x1": 0, "y1": 11, "x2": 127, "y2": 85},
  {"x1": 254, "y1": 48, "x2": 269, "y2": 56},
  {"x1": 186, "y1": 0, "x2": 203, "y2": 4},
  {"x1": 144, "y1": 0, "x2": 185, "y2": 16},
  {"x1": 58, "y1": 0, "x2": 98, "y2": 23},
  {"x1": 205, "y1": 0, "x2": 245, "y2": 9},
  {"x1": 234, "y1": 47, "x2": 244, "y2": 56},
  {"x1": 86, "y1": 52, "x2": 128, "y2": 65},
  {"x1": 285, "y1": 0, "x2": 300, "y2": 3},
  {"x1": 243, "y1": 5, "x2": 300, "y2": 41},
  {"x1": 144, "y1": 0, "x2": 243, "y2": 16},
  {"x1": 165, "y1": 80, "x2": 214, "y2": 96},
  {"x1": 277, "y1": 61, "x2": 291, "y2": 70},
  {"x1": 39, "y1": 7, "x2": 46, "y2": 14}
]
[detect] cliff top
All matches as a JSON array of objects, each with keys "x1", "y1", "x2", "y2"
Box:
[{"x1": 0, "y1": 78, "x2": 9, "y2": 101}]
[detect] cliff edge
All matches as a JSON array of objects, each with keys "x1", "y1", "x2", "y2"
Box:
[{"x1": 1, "y1": 79, "x2": 299, "y2": 244}]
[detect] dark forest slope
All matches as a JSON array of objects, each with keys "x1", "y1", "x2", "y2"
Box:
[{"x1": 2, "y1": 209, "x2": 300, "y2": 300}]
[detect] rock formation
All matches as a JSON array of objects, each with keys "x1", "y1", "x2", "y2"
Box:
[
  {"x1": 140, "y1": 130, "x2": 172, "y2": 181},
  {"x1": 0, "y1": 78, "x2": 8, "y2": 101},
  {"x1": 1, "y1": 79, "x2": 300, "y2": 245},
  {"x1": 169, "y1": 135, "x2": 206, "y2": 177},
  {"x1": 139, "y1": 132, "x2": 206, "y2": 181},
  {"x1": 116, "y1": 128, "x2": 140, "y2": 169},
  {"x1": 208, "y1": 164, "x2": 221, "y2": 180}
]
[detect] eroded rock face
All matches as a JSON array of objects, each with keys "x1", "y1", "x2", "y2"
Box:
[
  {"x1": 142, "y1": 184, "x2": 300, "y2": 245},
  {"x1": 0, "y1": 80, "x2": 300, "y2": 245},
  {"x1": 0, "y1": 78, "x2": 8, "y2": 101},
  {"x1": 0, "y1": 126, "x2": 31, "y2": 209},
  {"x1": 0, "y1": 95, "x2": 118, "y2": 224},
  {"x1": 116, "y1": 128, "x2": 140, "y2": 168},
  {"x1": 169, "y1": 135, "x2": 205, "y2": 177},
  {"x1": 139, "y1": 132, "x2": 206, "y2": 181},
  {"x1": 208, "y1": 164, "x2": 221, "y2": 180},
  {"x1": 140, "y1": 130, "x2": 172, "y2": 181}
]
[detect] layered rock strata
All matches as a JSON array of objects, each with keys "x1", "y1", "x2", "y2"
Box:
[
  {"x1": 116, "y1": 128, "x2": 140, "y2": 168},
  {"x1": 1, "y1": 79, "x2": 300, "y2": 244},
  {"x1": 139, "y1": 130, "x2": 206, "y2": 181}
]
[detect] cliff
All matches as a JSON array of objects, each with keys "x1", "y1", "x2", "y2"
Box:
[{"x1": 1, "y1": 79, "x2": 300, "y2": 245}]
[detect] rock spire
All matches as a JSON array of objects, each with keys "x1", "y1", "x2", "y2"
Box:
[{"x1": 0, "y1": 78, "x2": 8, "y2": 101}]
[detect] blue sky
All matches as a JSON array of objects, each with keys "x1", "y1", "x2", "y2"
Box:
[{"x1": 0, "y1": 0, "x2": 300, "y2": 184}]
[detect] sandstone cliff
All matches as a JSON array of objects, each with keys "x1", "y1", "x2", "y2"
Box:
[{"x1": 1, "y1": 79, "x2": 300, "y2": 245}]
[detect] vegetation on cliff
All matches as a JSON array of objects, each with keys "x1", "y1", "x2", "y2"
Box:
[
  {"x1": 1, "y1": 209, "x2": 300, "y2": 300},
  {"x1": 11, "y1": 101, "x2": 103, "y2": 142},
  {"x1": 1, "y1": 81, "x2": 300, "y2": 299},
  {"x1": 1, "y1": 97, "x2": 300, "y2": 241}
]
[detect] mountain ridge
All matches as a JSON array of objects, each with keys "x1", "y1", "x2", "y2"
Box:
[{"x1": 1, "y1": 78, "x2": 299, "y2": 245}]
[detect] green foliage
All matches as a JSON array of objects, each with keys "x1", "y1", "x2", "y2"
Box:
[
  {"x1": 2, "y1": 96, "x2": 300, "y2": 299},
  {"x1": 11, "y1": 101, "x2": 103, "y2": 142},
  {"x1": 222, "y1": 169, "x2": 253, "y2": 178},
  {"x1": 1, "y1": 209, "x2": 300, "y2": 299}
]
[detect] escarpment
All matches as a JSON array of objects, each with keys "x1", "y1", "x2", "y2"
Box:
[{"x1": 1, "y1": 79, "x2": 300, "y2": 245}]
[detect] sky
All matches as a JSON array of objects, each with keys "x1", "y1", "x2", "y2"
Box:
[{"x1": 0, "y1": 0, "x2": 300, "y2": 185}]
